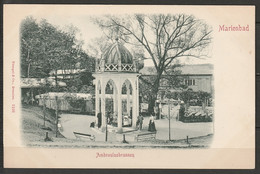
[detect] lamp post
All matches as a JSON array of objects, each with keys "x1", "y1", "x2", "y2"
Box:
[
  {"x1": 158, "y1": 89, "x2": 165, "y2": 120},
  {"x1": 55, "y1": 96, "x2": 58, "y2": 138},
  {"x1": 105, "y1": 100, "x2": 113, "y2": 142},
  {"x1": 168, "y1": 98, "x2": 174, "y2": 141},
  {"x1": 155, "y1": 99, "x2": 162, "y2": 120},
  {"x1": 155, "y1": 99, "x2": 159, "y2": 119},
  {"x1": 42, "y1": 95, "x2": 46, "y2": 127},
  {"x1": 159, "y1": 101, "x2": 162, "y2": 120},
  {"x1": 105, "y1": 113, "x2": 108, "y2": 142},
  {"x1": 168, "y1": 99, "x2": 171, "y2": 141}
]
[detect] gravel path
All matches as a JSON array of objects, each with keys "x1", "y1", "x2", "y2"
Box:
[
  {"x1": 21, "y1": 106, "x2": 213, "y2": 148},
  {"x1": 59, "y1": 114, "x2": 214, "y2": 142}
]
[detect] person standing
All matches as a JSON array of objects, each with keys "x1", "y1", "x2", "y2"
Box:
[
  {"x1": 136, "y1": 117, "x2": 140, "y2": 129},
  {"x1": 154, "y1": 106, "x2": 159, "y2": 119},
  {"x1": 106, "y1": 112, "x2": 111, "y2": 125},
  {"x1": 179, "y1": 101, "x2": 185, "y2": 121},
  {"x1": 138, "y1": 114, "x2": 144, "y2": 130},
  {"x1": 148, "y1": 113, "x2": 156, "y2": 132},
  {"x1": 109, "y1": 112, "x2": 113, "y2": 125},
  {"x1": 97, "y1": 112, "x2": 101, "y2": 128},
  {"x1": 172, "y1": 102, "x2": 180, "y2": 121}
]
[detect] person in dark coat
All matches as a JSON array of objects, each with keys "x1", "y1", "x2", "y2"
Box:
[
  {"x1": 109, "y1": 112, "x2": 113, "y2": 125},
  {"x1": 137, "y1": 114, "x2": 144, "y2": 130},
  {"x1": 90, "y1": 122, "x2": 95, "y2": 128},
  {"x1": 148, "y1": 113, "x2": 156, "y2": 132},
  {"x1": 97, "y1": 112, "x2": 102, "y2": 128},
  {"x1": 179, "y1": 101, "x2": 185, "y2": 121}
]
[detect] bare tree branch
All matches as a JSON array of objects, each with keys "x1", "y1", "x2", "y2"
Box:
[{"x1": 93, "y1": 14, "x2": 212, "y2": 111}]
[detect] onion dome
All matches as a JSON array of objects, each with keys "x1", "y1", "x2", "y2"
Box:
[{"x1": 96, "y1": 41, "x2": 136, "y2": 72}]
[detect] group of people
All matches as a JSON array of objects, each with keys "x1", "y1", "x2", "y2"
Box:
[
  {"x1": 97, "y1": 112, "x2": 157, "y2": 132},
  {"x1": 107, "y1": 112, "x2": 117, "y2": 125},
  {"x1": 97, "y1": 112, "x2": 118, "y2": 128},
  {"x1": 136, "y1": 113, "x2": 156, "y2": 132}
]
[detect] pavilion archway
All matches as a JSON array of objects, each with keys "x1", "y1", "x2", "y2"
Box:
[
  {"x1": 121, "y1": 79, "x2": 133, "y2": 127},
  {"x1": 93, "y1": 40, "x2": 140, "y2": 133}
]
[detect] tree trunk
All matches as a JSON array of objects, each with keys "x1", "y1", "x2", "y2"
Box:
[
  {"x1": 55, "y1": 69, "x2": 58, "y2": 91},
  {"x1": 148, "y1": 97, "x2": 156, "y2": 114},
  {"x1": 55, "y1": 96, "x2": 58, "y2": 137},
  {"x1": 147, "y1": 73, "x2": 162, "y2": 114},
  {"x1": 27, "y1": 63, "x2": 31, "y2": 78},
  {"x1": 43, "y1": 97, "x2": 46, "y2": 127},
  {"x1": 27, "y1": 49, "x2": 30, "y2": 78}
]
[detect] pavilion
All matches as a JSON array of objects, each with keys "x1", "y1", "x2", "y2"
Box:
[{"x1": 93, "y1": 40, "x2": 140, "y2": 133}]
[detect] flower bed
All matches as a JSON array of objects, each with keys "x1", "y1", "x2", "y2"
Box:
[{"x1": 180, "y1": 107, "x2": 213, "y2": 123}]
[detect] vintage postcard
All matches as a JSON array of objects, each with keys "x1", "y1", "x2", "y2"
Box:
[{"x1": 3, "y1": 5, "x2": 255, "y2": 168}]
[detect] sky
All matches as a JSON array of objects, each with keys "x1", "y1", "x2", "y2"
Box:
[{"x1": 33, "y1": 15, "x2": 213, "y2": 66}]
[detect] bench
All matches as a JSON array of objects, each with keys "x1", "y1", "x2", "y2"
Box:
[
  {"x1": 73, "y1": 132, "x2": 95, "y2": 141},
  {"x1": 135, "y1": 132, "x2": 156, "y2": 142}
]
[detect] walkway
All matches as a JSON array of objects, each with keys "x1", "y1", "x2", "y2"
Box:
[{"x1": 59, "y1": 114, "x2": 214, "y2": 142}]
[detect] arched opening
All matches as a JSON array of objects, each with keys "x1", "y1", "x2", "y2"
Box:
[
  {"x1": 97, "y1": 80, "x2": 101, "y2": 113},
  {"x1": 96, "y1": 80, "x2": 102, "y2": 128},
  {"x1": 121, "y1": 79, "x2": 133, "y2": 127},
  {"x1": 105, "y1": 79, "x2": 118, "y2": 127}
]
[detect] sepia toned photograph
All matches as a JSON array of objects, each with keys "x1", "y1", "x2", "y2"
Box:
[
  {"x1": 3, "y1": 5, "x2": 255, "y2": 168},
  {"x1": 20, "y1": 13, "x2": 214, "y2": 148}
]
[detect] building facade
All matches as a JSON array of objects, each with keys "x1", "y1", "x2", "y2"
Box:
[{"x1": 139, "y1": 64, "x2": 214, "y2": 94}]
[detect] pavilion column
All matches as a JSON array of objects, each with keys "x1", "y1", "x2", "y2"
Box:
[
  {"x1": 113, "y1": 87, "x2": 117, "y2": 114},
  {"x1": 101, "y1": 83, "x2": 106, "y2": 131},
  {"x1": 126, "y1": 84, "x2": 130, "y2": 116},
  {"x1": 136, "y1": 77, "x2": 139, "y2": 119},
  {"x1": 132, "y1": 80, "x2": 137, "y2": 128},
  {"x1": 117, "y1": 81, "x2": 123, "y2": 133},
  {"x1": 95, "y1": 80, "x2": 100, "y2": 127}
]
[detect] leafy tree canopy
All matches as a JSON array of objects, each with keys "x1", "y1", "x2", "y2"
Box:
[
  {"x1": 20, "y1": 16, "x2": 96, "y2": 94},
  {"x1": 20, "y1": 16, "x2": 94, "y2": 79}
]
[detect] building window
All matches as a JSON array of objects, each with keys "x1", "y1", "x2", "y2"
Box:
[{"x1": 185, "y1": 79, "x2": 196, "y2": 86}]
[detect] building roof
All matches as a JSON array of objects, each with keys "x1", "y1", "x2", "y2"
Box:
[
  {"x1": 181, "y1": 64, "x2": 213, "y2": 75},
  {"x1": 35, "y1": 92, "x2": 92, "y2": 100},
  {"x1": 49, "y1": 69, "x2": 85, "y2": 76},
  {"x1": 21, "y1": 78, "x2": 66, "y2": 88},
  {"x1": 139, "y1": 64, "x2": 213, "y2": 75},
  {"x1": 35, "y1": 92, "x2": 131, "y2": 100}
]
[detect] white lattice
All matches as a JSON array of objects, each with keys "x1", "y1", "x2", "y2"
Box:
[
  {"x1": 122, "y1": 64, "x2": 133, "y2": 71},
  {"x1": 105, "y1": 64, "x2": 118, "y2": 71}
]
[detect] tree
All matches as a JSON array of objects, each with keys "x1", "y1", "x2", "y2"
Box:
[
  {"x1": 165, "y1": 89, "x2": 212, "y2": 111},
  {"x1": 86, "y1": 35, "x2": 114, "y2": 58},
  {"x1": 94, "y1": 14, "x2": 212, "y2": 113},
  {"x1": 65, "y1": 70, "x2": 95, "y2": 93},
  {"x1": 20, "y1": 17, "x2": 67, "y2": 79},
  {"x1": 20, "y1": 17, "x2": 45, "y2": 78},
  {"x1": 139, "y1": 75, "x2": 157, "y2": 106},
  {"x1": 195, "y1": 91, "x2": 212, "y2": 110},
  {"x1": 38, "y1": 19, "x2": 65, "y2": 87},
  {"x1": 21, "y1": 17, "x2": 94, "y2": 93},
  {"x1": 163, "y1": 64, "x2": 187, "y2": 89}
]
